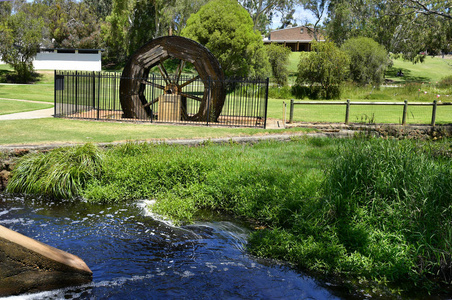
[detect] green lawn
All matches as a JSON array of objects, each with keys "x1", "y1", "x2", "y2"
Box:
[
  {"x1": 0, "y1": 118, "x2": 309, "y2": 145},
  {"x1": 388, "y1": 56, "x2": 452, "y2": 83},
  {"x1": 0, "y1": 83, "x2": 54, "y2": 103},
  {"x1": 0, "y1": 99, "x2": 53, "y2": 115}
]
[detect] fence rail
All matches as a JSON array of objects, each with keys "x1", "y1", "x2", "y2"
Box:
[
  {"x1": 289, "y1": 99, "x2": 451, "y2": 126},
  {"x1": 54, "y1": 71, "x2": 269, "y2": 128}
]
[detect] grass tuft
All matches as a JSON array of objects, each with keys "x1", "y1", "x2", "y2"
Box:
[{"x1": 6, "y1": 144, "x2": 103, "y2": 198}]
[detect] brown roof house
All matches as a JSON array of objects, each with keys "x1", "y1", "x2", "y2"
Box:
[{"x1": 263, "y1": 26, "x2": 324, "y2": 51}]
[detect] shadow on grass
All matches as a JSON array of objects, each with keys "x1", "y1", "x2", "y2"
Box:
[
  {"x1": 0, "y1": 70, "x2": 13, "y2": 83},
  {"x1": 386, "y1": 67, "x2": 430, "y2": 83},
  {"x1": 0, "y1": 70, "x2": 44, "y2": 84}
]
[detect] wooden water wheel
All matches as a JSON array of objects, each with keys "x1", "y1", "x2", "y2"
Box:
[{"x1": 120, "y1": 36, "x2": 226, "y2": 122}]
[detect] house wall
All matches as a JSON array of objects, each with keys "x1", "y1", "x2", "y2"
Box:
[
  {"x1": 33, "y1": 50, "x2": 102, "y2": 71},
  {"x1": 264, "y1": 26, "x2": 324, "y2": 52}
]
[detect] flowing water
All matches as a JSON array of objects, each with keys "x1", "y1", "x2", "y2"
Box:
[{"x1": 0, "y1": 194, "x2": 345, "y2": 300}]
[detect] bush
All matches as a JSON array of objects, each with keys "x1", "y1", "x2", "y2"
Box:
[
  {"x1": 296, "y1": 41, "x2": 349, "y2": 99},
  {"x1": 266, "y1": 44, "x2": 291, "y2": 86},
  {"x1": 341, "y1": 37, "x2": 390, "y2": 86},
  {"x1": 438, "y1": 75, "x2": 452, "y2": 88}
]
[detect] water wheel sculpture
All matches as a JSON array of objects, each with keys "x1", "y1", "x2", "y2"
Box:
[{"x1": 120, "y1": 36, "x2": 226, "y2": 122}]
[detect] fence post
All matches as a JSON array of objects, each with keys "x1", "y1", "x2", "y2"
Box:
[
  {"x1": 97, "y1": 72, "x2": 100, "y2": 120},
  {"x1": 283, "y1": 101, "x2": 286, "y2": 128},
  {"x1": 431, "y1": 100, "x2": 437, "y2": 126},
  {"x1": 92, "y1": 71, "x2": 96, "y2": 109},
  {"x1": 53, "y1": 70, "x2": 57, "y2": 117},
  {"x1": 289, "y1": 99, "x2": 294, "y2": 123},
  {"x1": 113, "y1": 73, "x2": 116, "y2": 112},
  {"x1": 263, "y1": 78, "x2": 269, "y2": 129},
  {"x1": 345, "y1": 99, "x2": 350, "y2": 124},
  {"x1": 75, "y1": 71, "x2": 78, "y2": 113},
  {"x1": 206, "y1": 77, "x2": 211, "y2": 126},
  {"x1": 402, "y1": 100, "x2": 408, "y2": 125}
]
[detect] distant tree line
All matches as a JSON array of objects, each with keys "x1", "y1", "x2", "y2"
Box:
[{"x1": 0, "y1": 0, "x2": 450, "y2": 86}]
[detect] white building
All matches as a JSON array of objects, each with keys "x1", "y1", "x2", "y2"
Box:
[{"x1": 33, "y1": 48, "x2": 103, "y2": 71}]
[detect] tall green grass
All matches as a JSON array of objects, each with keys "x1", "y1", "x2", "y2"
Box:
[
  {"x1": 7, "y1": 144, "x2": 103, "y2": 198},
  {"x1": 324, "y1": 139, "x2": 452, "y2": 286},
  {"x1": 5, "y1": 138, "x2": 452, "y2": 296}
]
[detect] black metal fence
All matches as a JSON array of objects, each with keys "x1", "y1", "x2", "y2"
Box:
[{"x1": 54, "y1": 71, "x2": 269, "y2": 128}]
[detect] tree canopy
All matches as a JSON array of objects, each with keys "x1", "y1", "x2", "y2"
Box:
[
  {"x1": 325, "y1": 0, "x2": 452, "y2": 62},
  {"x1": 182, "y1": 0, "x2": 270, "y2": 79},
  {"x1": 0, "y1": 10, "x2": 44, "y2": 83}
]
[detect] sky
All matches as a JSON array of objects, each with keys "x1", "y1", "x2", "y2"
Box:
[{"x1": 271, "y1": 5, "x2": 325, "y2": 29}]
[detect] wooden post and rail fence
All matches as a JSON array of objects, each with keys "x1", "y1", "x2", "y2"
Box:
[{"x1": 288, "y1": 99, "x2": 450, "y2": 126}]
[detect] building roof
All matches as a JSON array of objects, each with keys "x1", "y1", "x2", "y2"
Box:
[
  {"x1": 267, "y1": 26, "x2": 324, "y2": 42},
  {"x1": 38, "y1": 48, "x2": 104, "y2": 54}
]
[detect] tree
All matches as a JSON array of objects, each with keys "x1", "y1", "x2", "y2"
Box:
[
  {"x1": 0, "y1": 1, "x2": 12, "y2": 20},
  {"x1": 84, "y1": 0, "x2": 114, "y2": 20},
  {"x1": 300, "y1": 0, "x2": 328, "y2": 41},
  {"x1": 325, "y1": 0, "x2": 452, "y2": 62},
  {"x1": 296, "y1": 41, "x2": 349, "y2": 99},
  {"x1": 182, "y1": 0, "x2": 271, "y2": 79},
  {"x1": 389, "y1": 0, "x2": 452, "y2": 61},
  {"x1": 47, "y1": 0, "x2": 102, "y2": 49},
  {"x1": 0, "y1": 11, "x2": 44, "y2": 83},
  {"x1": 151, "y1": 0, "x2": 209, "y2": 37},
  {"x1": 102, "y1": 0, "x2": 132, "y2": 64},
  {"x1": 239, "y1": 0, "x2": 296, "y2": 33},
  {"x1": 341, "y1": 37, "x2": 390, "y2": 86},
  {"x1": 266, "y1": 43, "x2": 291, "y2": 86},
  {"x1": 128, "y1": 0, "x2": 156, "y2": 56}
]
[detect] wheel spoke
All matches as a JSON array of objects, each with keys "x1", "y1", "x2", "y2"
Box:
[
  {"x1": 175, "y1": 60, "x2": 186, "y2": 85},
  {"x1": 140, "y1": 79, "x2": 165, "y2": 90},
  {"x1": 180, "y1": 92, "x2": 203, "y2": 102},
  {"x1": 179, "y1": 75, "x2": 200, "y2": 89},
  {"x1": 143, "y1": 97, "x2": 160, "y2": 108},
  {"x1": 158, "y1": 60, "x2": 172, "y2": 85}
]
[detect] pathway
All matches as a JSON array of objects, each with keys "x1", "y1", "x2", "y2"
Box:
[{"x1": 0, "y1": 108, "x2": 54, "y2": 120}]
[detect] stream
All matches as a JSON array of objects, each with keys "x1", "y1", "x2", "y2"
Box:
[{"x1": 0, "y1": 194, "x2": 345, "y2": 299}]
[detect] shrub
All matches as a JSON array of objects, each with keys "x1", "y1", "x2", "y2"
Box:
[
  {"x1": 341, "y1": 37, "x2": 390, "y2": 86},
  {"x1": 266, "y1": 44, "x2": 291, "y2": 86},
  {"x1": 296, "y1": 41, "x2": 349, "y2": 99},
  {"x1": 438, "y1": 75, "x2": 452, "y2": 89}
]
